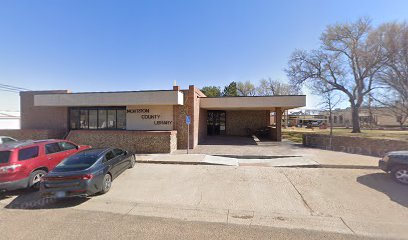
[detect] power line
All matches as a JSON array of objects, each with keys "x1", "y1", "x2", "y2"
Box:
[
  {"x1": 0, "y1": 83, "x2": 30, "y2": 91},
  {"x1": 0, "y1": 83, "x2": 31, "y2": 93},
  {"x1": 0, "y1": 88, "x2": 20, "y2": 93}
]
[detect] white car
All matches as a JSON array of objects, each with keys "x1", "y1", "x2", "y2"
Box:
[{"x1": 0, "y1": 136, "x2": 17, "y2": 144}]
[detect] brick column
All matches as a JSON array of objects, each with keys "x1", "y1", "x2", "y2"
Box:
[{"x1": 276, "y1": 108, "x2": 283, "y2": 141}]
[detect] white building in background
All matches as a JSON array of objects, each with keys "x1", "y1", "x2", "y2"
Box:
[{"x1": 0, "y1": 111, "x2": 20, "y2": 129}]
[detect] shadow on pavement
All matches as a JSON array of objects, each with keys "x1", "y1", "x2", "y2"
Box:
[
  {"x1": 1, "y1": 189, "x2": 89, "y2": 210},
  {"x1": 357, "y1": 172, "x2": 408, "y2": 208},
  {"x1": 199, "y1": 136, "x2": 257, "y2": 145}
]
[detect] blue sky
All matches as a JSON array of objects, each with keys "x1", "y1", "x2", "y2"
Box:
[{"x1": 1, "y1": 0, "x2": 408, "y2": 111}]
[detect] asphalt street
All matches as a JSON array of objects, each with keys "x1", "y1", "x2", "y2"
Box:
[{"x1": 0, "y1": 208, "x2": 385, "y2": 240}]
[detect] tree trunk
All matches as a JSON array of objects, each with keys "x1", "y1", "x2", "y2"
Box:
[
  {"x1": 329, "y1": 109, "x2": 333, "y2": 149},
  {"x1": 351, "y1": 105, "x2": 361, "y2": 133}
]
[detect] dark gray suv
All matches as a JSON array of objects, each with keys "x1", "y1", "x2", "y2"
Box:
[{"x1": 379, "y1": 151, "x2": 408, "y2": 185}]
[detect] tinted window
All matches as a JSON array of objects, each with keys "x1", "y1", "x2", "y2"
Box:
[
  {"x1": 53, "y1": 151, "x2": 100, "y2": 172},
  {"x1": 59, "y1": 142, "x2": 77, "y2": 151},
  {"x1": 113, "y1": 148, "x2": 125, "y2": 157},
  {"x1": 98, "y1": 110, "x2": 107, "y2": 129},
  {"x1": 117, "y1": 110, "x2": 126, "y2": 129},
  {"x1": 89, "y1": 110, "x2": 98, "y2": 129},
  {"x1": 45, "y1": 143, "x2": 62, "y2": 154},
  {"x1": 80, "y1": 110, "x2": 88, "y2": 129},
  {"x1": 18, "y1": 146, "x2": 39, "y2": 161},
  {"x1": 70, "y1": 109, "x2": 80, "y2": 129},
  {"x1": 0, "y1": 151, "x2": 11, "y2": 163},
  {"x1": 105, "y1": 151, "x2": 115, "y2": 161},
  {"x1": 107, "y1": 110, "x2": 116, "y2": 128},
  {"x1": 2, "y1": 138, "x2": 16, "y2": 143}
]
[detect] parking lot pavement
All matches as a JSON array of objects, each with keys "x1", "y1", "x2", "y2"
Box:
[{"x1": 1, "y1": 164, "x2": 407, "y2": 239}]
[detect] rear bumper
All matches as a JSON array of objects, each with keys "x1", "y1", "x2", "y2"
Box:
[
  {"x1": 0, "y1": 177, "x2": 29, "y2": 191},
  {"x1": 41, "y1": 190, "x2": 89, "y2": 199},
  {"x1": 40, "y1": 181, "x2": 100, "y2": 199},
  {"x1": 379, "y1": 160, "x2": 389, "y2": 172}
]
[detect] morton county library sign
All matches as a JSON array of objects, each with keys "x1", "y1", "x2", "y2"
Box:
[{"x1": 126, "y1": 106, "x2": 173, "y2": 130}]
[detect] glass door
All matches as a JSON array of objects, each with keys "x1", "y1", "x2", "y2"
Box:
[{"x1": 207, "y1": 111, "x2": 226, "y2": 135}]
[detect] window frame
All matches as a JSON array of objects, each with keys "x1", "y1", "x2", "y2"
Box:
[
  {"x1": 103, "y1": 150, "x2": 116, "y2": 163},
  {"x1": 58, "y1": 141, "x2": 78, "y2": 152},
  {"x1": 45, "y1": 143, "x2": 63, "y2": 155},
  {"x1": 69, "y1": 107, "x2": 126, "y2": 130},
  {"x1": 18, "y1": 146, "x2": 40, "y2": 161}
]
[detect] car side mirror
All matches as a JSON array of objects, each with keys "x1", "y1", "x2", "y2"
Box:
[{"x1": 124, "y1": 151, "x2": 129, "y2": 156}]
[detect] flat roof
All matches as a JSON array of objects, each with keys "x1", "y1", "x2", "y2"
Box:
[
  {"x1": 34, "y1": 90, "x2": 184, "y2": 107},
  {"x1": 200, "y1": 95, "x2": 306, "y2": 110}
]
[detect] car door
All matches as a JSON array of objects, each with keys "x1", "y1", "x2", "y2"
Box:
[
  {"x1": 103, "y1": 150, "x2": 120, "y2": 178},
  {"x1": 44, "y1": 142, "x2": 65, "y2": 169},
  {"x1": 17, "y1": 146, "x2": 41, "y2": 178},
  {"x1": 112, "y1": 148, "x2": 128, "y2": 175}
]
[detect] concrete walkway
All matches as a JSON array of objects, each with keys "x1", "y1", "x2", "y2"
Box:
[
  {"x1": 137, "y1": 137, "x2": 379, "y2": 168},
  {"x1": 171, "y1": 136, "x2": 379, "y2": 168},
  {"x1": 135, "y1": 154, "x2": 320, "y2": 167}
]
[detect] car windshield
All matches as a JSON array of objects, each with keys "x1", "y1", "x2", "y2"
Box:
[
  {"x1": 0, "y1": 151, "x2": 11, "y2": 164},
  {"x1": 53, "y1": 150, "x2": 100, "y2": 172}
]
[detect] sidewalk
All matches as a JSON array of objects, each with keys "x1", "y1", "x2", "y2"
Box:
[
  {"x1": 135, "y1": 148, "x2": 379, "y2": 169},
  {"x1": 135, "y1": 153, "x2": 320, "y2": 167}
]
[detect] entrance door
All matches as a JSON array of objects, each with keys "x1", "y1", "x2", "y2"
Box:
[{"x1": 207, "y1": 111, "x2": 226, "y2": 135}]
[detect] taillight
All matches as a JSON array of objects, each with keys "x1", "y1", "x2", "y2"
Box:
[
  {"x1": 0, "y1": 164, "x2": 22, "y2": 174},
  {"x1": 81, "y1": 174, "x2": 93, "y2": 180},
  {"x1": 42, "y1": 174, "x2": 93, "y2": 181}
]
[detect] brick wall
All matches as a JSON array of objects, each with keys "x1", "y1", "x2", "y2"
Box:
[
  {"x1": 303, "y1": 134, "x2": 408, "y2": 157},
  {"x1": 0, "y1": 129, "x2": 66, "y2": 140},
  {"x1": 173, "y1": 85, "x2": 206, "y2": 149},
  {"x1": 198, "y1": 107, "x2": 207, "y2": 144},
  {"x1": 226, "y1": 110, "x2": 270, "y2": 136},
  {"x1": 20, "y1": 91, "x2": 69, "y2": 130},
  {"x1": 66, "y1": 130, "x2": 177, "y2": 153}
]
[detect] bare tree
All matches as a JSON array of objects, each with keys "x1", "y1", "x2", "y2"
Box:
[
  {"x1": 312, "y1": 82, "x2": 343, "y2": 148},
  {"x1": 257, "y1": 78, "x2": 302, "y2": 96},
  {"x1": 286, "y1": 18, "x2": 386, "y2": 133},
  {"x1": 374, "y1": 22, "x2": 408, "y2": 128},
  {"x1": 237, "y1": 81, "x2": 256, "y2": 96}
]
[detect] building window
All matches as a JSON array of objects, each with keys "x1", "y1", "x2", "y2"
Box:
[
  {"x1": 89, "y1": 110, "x2": 98, "y2": 129},
  {"x1": 117, "y1": 110, "x2": 126, "y2": 130},
  {"x1": 80, "y1": 110, "x2": 88, "y2": 129},
  {"x1": 339, "y1": 115, "x2": 343, "y2": 124},
  {"x1": 69, "y1": 107, "x2": 126, "y2": 130},
  {"x1": 334, "y1": 116, "x2": 337, "y2": 123},
  {"x1": 107, "y1": 110, "x2": 116, "y2": 129},
  {"x1": 98, "y1": 110, "x2": 107, "y2": 129}
]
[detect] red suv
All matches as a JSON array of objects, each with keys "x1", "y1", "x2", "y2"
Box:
[{"x1": 0, "y1": 139, "x2": 91, "y2": 191}]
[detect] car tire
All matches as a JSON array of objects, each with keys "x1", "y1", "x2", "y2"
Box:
[
  {"x1": 101, "y1": 173, "x2": 112, "y2": 194},
  {"x1": 391, "y1": 165, "x2": 408, "y2": 185},
  {"x1": 29, "y1": 170, "x2": 47, "y2": 190},
  {"x1": 129, "y1": 155, "x2": 136, "y2": 169}
]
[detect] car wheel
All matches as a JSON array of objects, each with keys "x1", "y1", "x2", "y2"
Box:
[
  {"x1": 391, "y1": 166, "x2": 408, "y2": 185},
  {"x1": 129, "y1": 156, "x2": 136, "y2": 169},
  {"x1": 101, "y1": 173, "x2": 112, "y2": 194},
  {"x1": 29, "y1": 170, "x2": 47, "y2": 190}
]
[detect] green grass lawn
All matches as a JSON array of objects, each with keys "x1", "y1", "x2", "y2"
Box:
[{"x1": 282, "y1": 128, "x2": 408, "y2": 143}]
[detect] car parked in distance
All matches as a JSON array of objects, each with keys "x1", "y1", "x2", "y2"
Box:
[
  {"x1": 41, "y1": 148, "x2": 136, "y2": 199},
  {"x1": 0, "y1": 136, "x2": 17, "y2": 145},
  {"x1": 0, "y1": 140, "x2": 91, "y2": 191},
  {"x1": 379, "y1": 151, "x2": 408, "y2": 185}
]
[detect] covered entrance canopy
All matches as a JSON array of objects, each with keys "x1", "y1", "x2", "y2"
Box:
[{"x1": 200, "y1": 95, "x2": 306, "y2": 141}]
